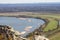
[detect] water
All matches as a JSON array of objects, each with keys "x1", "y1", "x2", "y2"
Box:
[{"x1": 0, "y1": 17, "x2": 45, "y2": 33}]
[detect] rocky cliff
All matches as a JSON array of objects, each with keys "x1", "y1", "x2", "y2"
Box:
[{"x1": 0, "y1": 25, "x2": 26, "y2": 40}]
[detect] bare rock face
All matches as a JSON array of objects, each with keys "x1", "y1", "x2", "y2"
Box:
[{"x1": 0, "y1": 25, "x2": 26, "y2": 40}]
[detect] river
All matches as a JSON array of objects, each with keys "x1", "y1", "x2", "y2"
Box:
[{"x1": 0, "y1": 17, "x2": 45, "y2": 33}]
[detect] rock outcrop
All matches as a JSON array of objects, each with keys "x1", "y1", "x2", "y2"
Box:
[{"x1": 0, "y1": 25, "x2": 27, "y2": 40}]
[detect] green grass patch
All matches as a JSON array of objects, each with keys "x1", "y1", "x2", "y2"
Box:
[{"x1": 43, "y1": 19, "x2": 58, "y2": 31}]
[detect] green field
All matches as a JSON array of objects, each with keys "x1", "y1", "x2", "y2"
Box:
[{"x1": 43, "y1": 19, "x2": 58, "y2": 31}]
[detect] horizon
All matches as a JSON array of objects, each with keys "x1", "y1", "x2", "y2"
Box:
[
  {"x1": 0, "y1": 0, "x2": 60, "y2": 4},
  {"x1": 0, "y1": 2, "x2": 60, "y2": 4}
]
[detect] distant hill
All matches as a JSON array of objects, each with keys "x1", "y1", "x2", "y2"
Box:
[{"x1": 0, "y1": 3, "x2": 60, "y2": 13}]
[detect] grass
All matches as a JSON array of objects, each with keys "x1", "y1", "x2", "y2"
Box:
[
  {"x1": 43, "y1": 19, "x2": 58, "y2": 31},
  {"x1": 49, "y1": 32, "x2": 60, "y2": 40}
]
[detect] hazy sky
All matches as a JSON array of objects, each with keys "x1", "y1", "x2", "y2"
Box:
[{"x1": 0, "y1": 0, "x2": 60, "y2": 4}]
